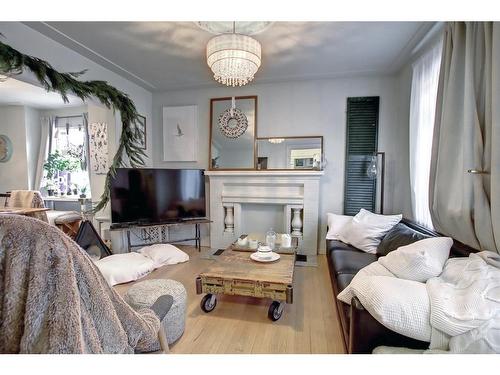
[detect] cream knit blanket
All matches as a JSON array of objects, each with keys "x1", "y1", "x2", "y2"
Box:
[
  {"x1": 0, "y1": 215, "x2": 161, "y2": 353},
  {"x1": 426, "y1": 251, "x2": 500, "y2": 353}
]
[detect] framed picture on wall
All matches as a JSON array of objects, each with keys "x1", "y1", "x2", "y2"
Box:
[
  {"x1": 163, "y1": 105, "x2": 198, "y2": 162},
  {"x1": 132, "y1": 114, "x2": 147, "y2": 150}
]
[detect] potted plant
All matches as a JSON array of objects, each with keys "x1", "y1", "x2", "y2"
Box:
[
  {"x1": 79, "y1": 186, "x2": 88, "y2": 199},
  {"x1": 72, "y1": 183, "x2": 79, "y2": 195},
  {"x1": 44, "y1": 151, "x2": 79, "y2": 178},
  {"x1": 45, "y1": 180, "x2": 56, "y2": 196},
  {"x1": 44, "y1": 151, "x2": 80, "y2": 197}
]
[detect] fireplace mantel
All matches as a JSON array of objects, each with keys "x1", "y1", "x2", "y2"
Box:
[
  {"x1": 205, "y1": 170, "x2": 323, "y2": 260},
  {"x1": 204, "y1": 170, "x2": 324, "y2": 177}
]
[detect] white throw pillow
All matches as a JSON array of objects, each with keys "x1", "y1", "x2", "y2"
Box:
[
  {"x1": 339, "y1": 275, "x2": 432, "y2": 342},
  {"x1": 95, "y1": 252, "x2": 155, "y2": 286},
  {"x1": 138, "y1": 243, "x2": 189, "y2": 269},
  {"x1": 379, "y1": 237, "x2": 453, "y2": 282},
  {"x1": 336, "y1": 209, "x2": 402, "y2": 253},
  {"x1": 337, "y1": 261, "x2": 395, "y2": 304},
  {"x1": 325, "y1": 213, "x2": 352, "y2": 240}
]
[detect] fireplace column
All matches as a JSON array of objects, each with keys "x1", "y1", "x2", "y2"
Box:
[
  {"x1": 223, "y1": 205, "x2": 234, "y2": 233},
  {"x1": 291, "y1": 208, "x2": 303, "y2": 236}
]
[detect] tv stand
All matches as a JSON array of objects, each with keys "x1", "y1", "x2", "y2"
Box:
[{"x1": 110, "y1": 219, "x2": 211, "y2": 252}]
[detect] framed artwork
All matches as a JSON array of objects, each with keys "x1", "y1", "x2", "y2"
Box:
[
  {"x1": 133, "y1": 114, "x2": 147, "y2": 150},
  {"x1": 163, "y1": 105, "x2": 198, "y2": 162},
  {"x1": 89, "y1": 122, "x2": 108, "y2": 174}
]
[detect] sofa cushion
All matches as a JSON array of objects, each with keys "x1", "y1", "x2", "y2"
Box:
[
  {"x1": 377, "y1": 223, "x2": 432, "y2": 256},
  {"x1": 337, "y1": 209, "x2": 402, "y2": 254},
  {"x1": 331, "y1": 250, "x2": 377, "y2": 276},
  {"x1": 378, "y1": 237, "x2": 452, "y2": 282},
  {"x1": 337, "y1": 273, "x2": 356, "y2": 292},
  {"x1": 327, "y1": 239, "x2": 361, "y2": 253},
  {"x1": 326, "y1": 213, "x2": 352, "y2": 240}
]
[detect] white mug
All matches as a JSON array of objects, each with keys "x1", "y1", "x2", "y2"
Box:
[{"x1": 248, "y1": 239, "x2": 259, "y2": 249}]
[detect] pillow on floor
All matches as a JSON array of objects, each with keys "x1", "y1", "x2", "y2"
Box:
[
  {"x1": 339, "y1": 274, "x2": 432, "y2": 342},
  {"x1": 337, "y1": 209, "x2": 402, "y2": 253},
  {"x1": 138, "y1": 244, "x2": 189, "y2": 269},
  {"x1": 326, "y1": 213, "x2": 352, "y2": 240},
  {"x1": 95, "y1": 252, "x2": 155, "y2": 286},
  {"x1": 379, "y1": 237, "x2": 453, "y2": 282}
]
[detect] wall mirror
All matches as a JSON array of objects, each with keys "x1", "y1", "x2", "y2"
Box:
[
  {"x1": 255, "y1": 136, "x2": 324, "y2": 170},
  {"x1": 210, "y1": 96, "x2": 257, "y2": 170}
]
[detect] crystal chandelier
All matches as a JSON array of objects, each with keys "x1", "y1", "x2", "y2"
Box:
[{"x1": 206, "y1": 23, "x2": 262, "y2": 87}]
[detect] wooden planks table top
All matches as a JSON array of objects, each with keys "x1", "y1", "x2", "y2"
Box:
[
  {"x1": 0, "y1": 207, "x2": 51, "y2": 215},
  {"x1": 200, "y1": 249, "x2": 295, "y2": 285}
]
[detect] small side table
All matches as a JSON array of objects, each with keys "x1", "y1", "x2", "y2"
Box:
[{"x1": 95, "y1": 216, "x2": 111, "y2": 238}]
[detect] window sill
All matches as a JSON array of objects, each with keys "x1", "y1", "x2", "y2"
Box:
[{"x1": 43, "y1": 196, "x2": 91, "y2": 202}]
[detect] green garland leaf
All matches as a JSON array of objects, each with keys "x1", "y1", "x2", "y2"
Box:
[{"x1": 0, "y1": 36, "x2": 146, "y2": 213}]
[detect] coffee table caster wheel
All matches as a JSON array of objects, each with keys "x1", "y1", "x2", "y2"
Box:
[
  {"x1": 268, "y1": 301, "x2": 284, "y2": 321},
  {"x1": 201, "y1": 294, "x2": 217, "y2": 313}
]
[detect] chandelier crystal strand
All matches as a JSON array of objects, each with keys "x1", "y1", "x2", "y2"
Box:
[{"x1": 207, "y1": 34, "x2": 261, "y2": 87}]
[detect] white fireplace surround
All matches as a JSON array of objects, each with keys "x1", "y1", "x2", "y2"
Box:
[{"x1": 205, "y1": 170, "x2": 324, "y2": 256}]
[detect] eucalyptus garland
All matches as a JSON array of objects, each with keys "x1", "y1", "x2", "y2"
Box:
[{"x1": 0, "y1": 36, "x2": 146, "y2": 213}]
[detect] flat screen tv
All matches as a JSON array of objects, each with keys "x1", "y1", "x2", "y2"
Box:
[{"x1": 110, "y1": 168, "x2": 206, "y2": 226}]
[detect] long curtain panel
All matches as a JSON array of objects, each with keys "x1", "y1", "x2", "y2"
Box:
[
  {"x1": 33, "y1": 116, "x2": 53, "y2": 190},
  {"x1": 430, "y1": 22, "x2": 500, "y2": 252},
  {"x1": 409, "y1": 40, "x2": 442, "y2": 229}
]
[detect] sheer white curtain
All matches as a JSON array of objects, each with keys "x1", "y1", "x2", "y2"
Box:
[{"x1": 409, "y1": 41, "x2": 443, "y2": 228}]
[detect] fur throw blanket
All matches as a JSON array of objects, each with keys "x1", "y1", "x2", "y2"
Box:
[{"x1": 0, "y1": 215, "x2": 161, "y2": 353}]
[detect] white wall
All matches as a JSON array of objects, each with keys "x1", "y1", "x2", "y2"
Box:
[
  {"x1": 0, "y1": 106, "x2": 29, "y2": 193},
  {"x1": 152, "y1": 76, "x2": 413, "y2": 251}
]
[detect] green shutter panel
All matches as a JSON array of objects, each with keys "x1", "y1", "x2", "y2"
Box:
[{"x1": 344, "y1": 96, "x2": 379, "y2": 216}]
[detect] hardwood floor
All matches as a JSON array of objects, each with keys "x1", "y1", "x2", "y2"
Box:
[{"x1": 114, "y1": 246, "x2": 345, "y2": 354}]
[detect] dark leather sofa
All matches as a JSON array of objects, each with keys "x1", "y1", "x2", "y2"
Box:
[{"x1": 326, "y1": 218, "x2": 476, "y2": 353}]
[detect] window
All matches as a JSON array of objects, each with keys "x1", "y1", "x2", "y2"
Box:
[
  {"x1": 409, "y1": 41, "x2": 442, "y2": 228},
  {"x1": 42, "y1": 115, "x2": 91, "y2": 197},
  {"x1": 289, "y1": 148, "x2": 321, "y2": 169}
]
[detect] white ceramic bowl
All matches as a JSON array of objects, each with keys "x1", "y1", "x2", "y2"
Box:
[{"x1": 257, "y1": 245, "x2": 272, "y2": 253}]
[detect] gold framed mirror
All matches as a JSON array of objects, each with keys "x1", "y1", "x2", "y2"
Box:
[
  {"x1": 255, "y1": 136, "x2": 324, "y2": 170},
  {"x1": 209, "y1": 96, "x2": 257, "y2": 170}
]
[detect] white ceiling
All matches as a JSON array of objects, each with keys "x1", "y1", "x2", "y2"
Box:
[
  {"x1": 0, "y1": 77, "x2": 83, "y2": 109},
  {"x1": 25, "y1": 22, "x2": 435, "y2": 92}
]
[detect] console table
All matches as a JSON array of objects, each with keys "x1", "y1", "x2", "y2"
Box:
[{"x1": 110, "y1": 219, "x2": 211, "y2": 252}]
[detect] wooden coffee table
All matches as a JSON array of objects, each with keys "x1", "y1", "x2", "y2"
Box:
[{"x1": 196, "y1": 248, "x2": 295, "y2": 321}]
